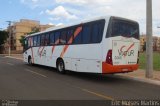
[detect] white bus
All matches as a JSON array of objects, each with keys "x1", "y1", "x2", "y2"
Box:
[{"x1": 23, "y1": 16, "x2": 140, "y2": 74}]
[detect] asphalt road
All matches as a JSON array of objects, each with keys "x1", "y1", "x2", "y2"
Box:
[{"x1": 0, "y1": 56, "x2": 160, "y2": 100}]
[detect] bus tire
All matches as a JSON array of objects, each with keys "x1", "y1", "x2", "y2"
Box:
[
  {"x1": 56, "y1": 59, "x2": 65, "y2": 74},
  {"x1": 28, "y1": 56, "x2": 33, "y2": 65}
]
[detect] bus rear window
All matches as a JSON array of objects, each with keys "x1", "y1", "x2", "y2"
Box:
[{"x1": 110, "y1": 19, "x2": 139, "y2": 39}]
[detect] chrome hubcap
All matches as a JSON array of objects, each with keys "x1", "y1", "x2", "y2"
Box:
[{"x1": 58, "y1": 62, "x2": 64, "y2": 72}]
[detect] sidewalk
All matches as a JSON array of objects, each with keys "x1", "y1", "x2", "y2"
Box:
[
  {"x1": 118, "y1": 69, "x2": 160, "y2": 86},
  {"x1": 3, "y1": 54, "x2": 160, "y2": 86},
  {"x1": 0, "y1": 54, "x2": 23, "y2": 60},
  {"x1": 119, "y1": 69, "x2": 160, "y2": 81}
]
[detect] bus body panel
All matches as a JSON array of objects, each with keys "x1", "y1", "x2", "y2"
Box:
[
  {"x1": 102, "y1": 37, "x2": 139, "y2": 74},
  {"x1": 23, "y1": 16, "x2": 140, "y2": 74},
  {"x1": 24, "y1": 44, "x2": 103, "y2": 73}
]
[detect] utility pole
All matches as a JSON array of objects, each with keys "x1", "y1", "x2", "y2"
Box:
[
  {"x1": 146, "y1": 0, "x2": 153, "y2": 78},
  {"x1": 6, "y1": 21, "x2": 12, "y2": 56}
]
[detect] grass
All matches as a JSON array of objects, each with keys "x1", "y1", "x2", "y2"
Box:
[{"x1": 139, "y1": 52, "x2": 160, "y2": 71}]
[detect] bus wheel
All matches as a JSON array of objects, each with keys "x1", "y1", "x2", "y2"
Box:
[
  {"x1": 57, "y1": 59, "x2": 65, "y2": 74},
  {"x1": 28, "y1": 56, "x2": 32, "y2": 65}
]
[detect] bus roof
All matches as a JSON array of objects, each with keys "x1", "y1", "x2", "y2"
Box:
[{"x1": 25, "y1": 16, "x2": 138, "y2": 38}]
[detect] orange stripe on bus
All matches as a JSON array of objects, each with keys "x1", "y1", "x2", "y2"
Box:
[
  {"x1": 40, "y1": 47, "x2": 45, "y2": 57},
  {"x1": 51, "y1": 39, "x2": 60, "y2": 57},
  {"x1": 102, "y1": 62, "x2": 138, "y2": 74},
  {"x1": 31, "y1": 47, "x2": 34, "y2": 63},
  {"x1": 124, "y1": 43, "x2": 134, "y2": 57},
  {"x1": 127, "y1": 43, "x2": 134, "y2": 52},
  {"x1": 60, "y1": 26, "x2": 82, "y2": 57}
]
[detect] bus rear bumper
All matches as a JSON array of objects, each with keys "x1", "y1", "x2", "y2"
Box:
[{"x1": 102, "y1": 62, "x2": 139, "y2": 74}]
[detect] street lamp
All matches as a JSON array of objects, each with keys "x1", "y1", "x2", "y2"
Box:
[{"x1": 146, "y1": 0, "x2": 153, "y2": 78}]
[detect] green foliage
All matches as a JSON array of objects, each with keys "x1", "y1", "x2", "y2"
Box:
[
  {"x1": 19, "y1": 36, "x2": 25, "y2": 47},
  {"x1": 19, "y1": 27, "x2": 40, "y2": 47},
  {"x1": 143, "y1": 42, "x2": 146, "y2": 51},
  {"x1": 27, "y1": 27, "x2": 40, "y2": 35},
  {"x1": 139, "y1": 52, "x2": 160, "y2": 71},
  {"x1": 0, "y1": 31, "x2": 8, "y2": 45}
]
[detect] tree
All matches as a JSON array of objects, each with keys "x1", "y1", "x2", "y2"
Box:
[
  {"x1": 143, "y1": 41, "x2": 146, "y2": 51},
  {"x1": 19, "y1": 27, "x2": 40, "y2": 47},
  {"x1": 0, "y1": 31, "x2": 8, "y2": 45},
  {"x1": 19, "y1": 36, "x2": 25, "y2": 47},
  {"x1": 29, "y1": 27, "x2": 40, "y2": 35}
]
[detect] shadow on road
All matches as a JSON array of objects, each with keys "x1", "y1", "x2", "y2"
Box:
[{"x1": 27, "y1": 64, "x2": 133, "y2": 84}]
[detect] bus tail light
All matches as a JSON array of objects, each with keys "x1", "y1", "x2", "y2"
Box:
[{"x1": 106, "y1": 50, "x2": 113, "y2": 65}]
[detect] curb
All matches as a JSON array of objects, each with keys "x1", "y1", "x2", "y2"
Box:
[{"x1": 116, "y1": 75, "x2": 160, "y2": 86}]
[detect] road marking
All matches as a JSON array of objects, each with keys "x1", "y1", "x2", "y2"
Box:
[
  {"x1": 5, "y1": 56, "x2": 23, "y2": 61},
  {"x1": 59, "y1": 81, "x2": 115, "y2": 100},
  {"x1": 81, "y1": 88, "x2": 114, "y2": 100},
  {"x1": 6, "y1": 63, "x2": 14, "y2": 66},
  {"x1": 25, "y1": 69, "x2": 47, "y2": 78}
]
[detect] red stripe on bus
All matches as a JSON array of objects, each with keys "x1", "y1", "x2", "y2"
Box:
[
  {"x1": 60, "y1": 26, "x2": 82, "y2": 57},
  {"x1": 51, "y1": 39, "x2": 60, "y2": 57},
  {"x1": 127, "y1": 43, "x2": 134, "y2": 52},
  {"x1": 31, "y1": 47, "x2": 34, "y2": 63},
  {"x1": 124, "y1": 43, "x2": 134, "y2": 57},
  {"x1": 40, "y1": 47, "x2": 45, "y2": 57}
]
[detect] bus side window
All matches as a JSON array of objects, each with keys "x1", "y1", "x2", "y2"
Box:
[
  {"x1": 28, "y1": 37, "x2": 33, "y2": 47},
  {"x1": 41, "y1": 34, "x2": 45, "y2": 46},
  {"x1": 67, "y1": 29, "x2": 74, "y2": 44},
  {"x1": 92, "y1": 20, "x2": 105, "y2": 43},
  {"x1": 98, "y1": 20, "x2": 105, "y2": 42},
  {"x1": 37, "y1": 35, "x2": 41, "y2": 46},
  {"x1": 82, "y1": 24, "x2": 91, "y2": 44},
  {"x1": 24, "y1": 38, "x2": 28, "y2": 50},
  {"x1": 33, "y1": 36, "x2": 37, "y2": 46},
  {"x1": 27, "y1": 38, "x2": 30, "y2": 48},
  {"x1": 45, "y1": 33, "x2": 50, "y2": 46},
  {"x1": 55, "y1": 31, "x2": 60, "y2": 45},
  {"x1": 60, "y1": 31, "x2": 67, "y2": 44},
  {"x1": 92, "y1": 23, "x2": 99, "y2": 43},
  {"x1": 73, "y1": 25, "x2": 82, "y2": 44},
  {"x1": 50, "y1": 31, "x2": 55, "y2": 45}
]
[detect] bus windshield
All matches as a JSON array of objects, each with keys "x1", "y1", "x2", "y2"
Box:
[{"x1": 110, "y1": 18, "x2": 139, "y2": 39}]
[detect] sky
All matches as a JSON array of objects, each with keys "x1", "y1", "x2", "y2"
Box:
[{"x1": 0, "y1": 0, "x2": 160, "y2": 36}]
